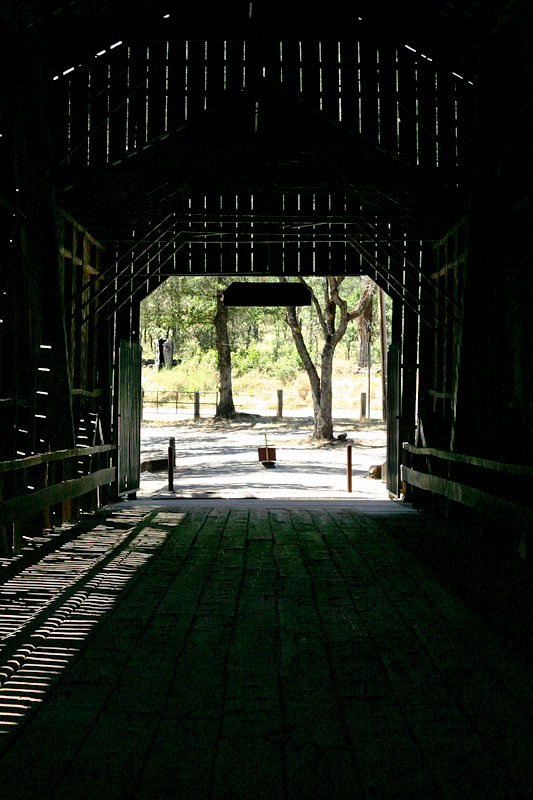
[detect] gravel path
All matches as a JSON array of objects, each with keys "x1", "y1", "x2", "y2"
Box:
[{"x1": 140, "y1": 415, "x2": 388, "y2": 500}]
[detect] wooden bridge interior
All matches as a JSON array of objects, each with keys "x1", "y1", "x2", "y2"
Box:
[{"x1": 0, "y1": 1, "x2": 532, "y2": 552}]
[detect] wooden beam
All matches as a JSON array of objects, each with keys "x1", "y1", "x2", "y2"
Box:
[
  {"x1": 0, "y1": 467, "x2": 116, "y2": 524},
  {"x1": 71, "y1": 388, "x2": 103, "y2": 398},
  {"x1": 403, "y1": 442, "x2": 533, "y2": 477},
  {"x1": 0, "y1": 444, "x2": 114, "y2": 473},
  {"x1": 402, "y1": 465, "x2": 533, "y2": 530}
]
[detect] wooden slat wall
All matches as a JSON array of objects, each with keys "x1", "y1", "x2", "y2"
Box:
[
  {"x1": 117, "y1": 340, "x2": 141, "y2": 496},
  {"x1": 51, "y1": 37, "x2": 473, "y2": 180}
]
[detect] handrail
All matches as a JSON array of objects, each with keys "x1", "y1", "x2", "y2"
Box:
[
  {"x1": 401, "y1": 443, "x2": 533, "y2": 530},
  {"x1": 0, "y1": 444, "x2": 115, "y2": 473},
  {"x1": 402, "y1": 442, "x2": 533, "y2": 477},
  {"x1": 1, "y1": 445, "x2": 117, "y2": 554}
]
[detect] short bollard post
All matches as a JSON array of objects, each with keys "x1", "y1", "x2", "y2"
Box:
[
  {"x1": 360, "y1": 392, "x2": 367, "y2": 420},
  {"x1": 169, "y1": 437, "x2": 176, "y2": 466},
  {"x1": 168, "y1": 447, "x2": 174, "y2": 492},
  {"x1": 277, "y1": 389, "x2": 283, "y2": 419},
  {"x1": 346, "y1": 445, "x2": 352, "y2": 493},
  {"x1": 194, "y1": 391, "x2": 200, "y2": 420}
]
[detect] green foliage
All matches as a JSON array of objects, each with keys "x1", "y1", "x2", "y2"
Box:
[{"x1": 140, "y1": 275, "x2": 391, "y2": 379}]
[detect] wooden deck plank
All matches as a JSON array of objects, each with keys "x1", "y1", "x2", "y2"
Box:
[{"x1": 0, "y1": 503, "x2": 532, "y2": 799}]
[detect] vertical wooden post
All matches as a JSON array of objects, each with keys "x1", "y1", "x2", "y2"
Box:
[
  {"x1": 12, "y1": 468, "x2": 25, "y2": 554},
  {"x1": 194, "y1": 391, "x2": 200, "y2": 420},
  {"x1": 169, "y1": 437, "x2": 176, "y2": 466},
  {"x1": 0, "y1": 476, "x2": 10, "y2": 556},
  {"x1": 346, "y1": 445, "x2": 352, "y2": 493},
  {"x1": 379, "y1": 288, "x2": 388, "y2": 421},
  {"x1": 277, "y1": 389, "x2": 283, "y2": 419},
  {"x1": 43, "y1": 461, "x2": 52, "y2": 530},
  {"x1": 168, "y1": 446, "x2": 174, "y2": 491},
  {"x1": 360, "y1": 392, "x2": 367, "y2": 419},
  {"x1": 367, "y1": 338, "x2": 371, "y2": 419}
]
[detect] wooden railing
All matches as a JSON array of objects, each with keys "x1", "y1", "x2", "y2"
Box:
[
  {"x1": 402, "y1": 442, "x2": 533, "y2": 536},
  {"x1": 0, "y1": 445, "x2": 116, "y2": 556}
]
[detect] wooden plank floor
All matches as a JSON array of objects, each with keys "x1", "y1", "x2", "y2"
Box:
[{"x1": 0, "y1": 503, "x2": 532, "y2": 799}]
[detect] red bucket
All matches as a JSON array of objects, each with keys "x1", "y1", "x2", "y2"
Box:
[{"x1": 258, "y1": 446, "x2": 276, "y2": 463}]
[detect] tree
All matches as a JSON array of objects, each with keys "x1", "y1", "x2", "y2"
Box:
[
  {"x1": 280, "y1": 275, "x2": 376, "y2": 440},
  {"x1": 357, "y1": 277, "x2": 374, "y2": 368},
  {"x1": 214, "y1": 284, "x2": 236, "y2": 419}
]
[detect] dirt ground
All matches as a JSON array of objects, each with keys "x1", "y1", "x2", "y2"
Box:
[{"x1": 140, "y1": 414, "x2": 388, "y2": 500}]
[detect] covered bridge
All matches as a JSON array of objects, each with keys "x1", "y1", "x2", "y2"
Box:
[
  {"x1": 1, "y1": 0, "x2": 531, "y2": 540},
  {"x1": 1, "y1": 3, "x2": 533, "y2": 798}
]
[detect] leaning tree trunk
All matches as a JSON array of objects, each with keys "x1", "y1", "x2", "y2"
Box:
[
  {"x1": 214, "y1": 290, "x2": 236, "y2": 419},
  {"x1": 357, "y1": 292, "x2": 373, "y2": 367},
  {"x1": 314, "y1": 344, "x2": 334, "y2": 440},
  {"x1": 285, "y1": 304, "x2": 335, "y2": 440}
]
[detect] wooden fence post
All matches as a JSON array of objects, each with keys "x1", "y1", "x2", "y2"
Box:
[
  {"x1": 277, "y1": 389, "x2": 283, "y2": 419},
  {"x1": 194, "y1": 391, "x2": 200, "y2": 420},
  {"x1": 168, "y1": 446, "x2": 174, "y2": 491},
  {"x1": 347, "y1": 445, "x2": 353, "y2": 493},
  {"x1": 360, "y1": 392, "x2": 367, "y2": 419}
]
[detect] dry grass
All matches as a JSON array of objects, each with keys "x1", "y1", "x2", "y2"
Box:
[{"x1": 143, "y1": 358, "x2": 384, "y2": 414}]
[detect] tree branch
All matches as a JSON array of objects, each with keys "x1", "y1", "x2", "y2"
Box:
[
  {"x1": 347, "y1": 277, "x2": 377, "y2": 322},
  {"x1": 284, "y1": 303, "x2": 321, "y2": 398},
  {"x1": 300, "y1": 276, "x2": 328, "y2": 339}
]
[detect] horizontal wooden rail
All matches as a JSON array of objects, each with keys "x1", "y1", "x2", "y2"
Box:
[
  {"x1": 0, "y1": 468, "x2": 116, "y2": 525},
  {"x1": 402, "y1": 443, "x2": 533, "y2": 533},
  {"x1": 0, "y1": 444, "x2": 114, "y2": 474},
  {"x1": 402, "y1": 442, "x2": 533, "y2": 477},
  {"x1": 401, "y1": 465, "x2": 533, "y2": 530},
  {"x1": 71, "y1": 388, "x2": 103, "y2": 398},
  {"x1": 0, "y1": 445, "x2": 117, "y2": 555}
]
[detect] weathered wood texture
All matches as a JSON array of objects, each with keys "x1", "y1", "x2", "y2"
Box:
[
  {"x1": 117, "y1": 341, "x2": 142, "y2": 495},
  {"x1": 1, "y1": 506, "x2": 533, "y2": 798},
  {"x1": 402, "y1": 465, "x2": 533, "y2": 532},
  {"x1": 0, "y1": 444, "x2": 116, "y2": 555}
]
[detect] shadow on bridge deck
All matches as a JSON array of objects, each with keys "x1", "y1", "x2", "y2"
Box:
[{"x1": 0, "y1": 500, "x2": 532, "y2": 799}]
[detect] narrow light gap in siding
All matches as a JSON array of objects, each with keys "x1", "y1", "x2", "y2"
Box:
[
  {"x1": 106, "y1": 62, "x2": 111, "y2": 162},
  {"x1": 87, "y1": 69, "x2": 91, "y2": 165},
  {"x1": 454, "y1": 80, "x2": 459, "y2": 169},
  {"x1": 188, "y1": 197, "x2": 192, "y2": 274},
  {"x1": 376, "y1": 48, "x2": 381, "y2": 145},
  {"x1": 235, "y1": 193, "x2": 239, "y2": 273},
  {"x1": 319, "y1": 41, "x2": 323, "y2": 111},
  {"x1": 185, "y1": 41, "x2": 189, "y2": 121},
  {"x1": 223, "y1": 41, "x2": 227, "y2": 90},
  {"x1": 250, "y1": 193, "x2": 254, "y2": 273},
  {"x1": 67, "y1": 78, "x2": 72, "y2": 164},
  {"x1": 395, "y1": 48, "x2": 399, "y2": 152},
  {"x1": 415, "y1": 60, "x2": 419, "y2": 165},
  {"x1": 203, "y1": 194, "x2": 207, "y2": 274},
  {"x1": 338, "y1": 41, "x2": 342, "y2": 122},
  {"x1": 145, "y1": 46, "x2": 150, "y2": 145},
  {"x1": 312, "y1": 193, "x2": 316, "y2": 275},
  {"x1": 434, "y1": 71, "x2": 439, "y2": 166},
  {"x1": 279, "y1": 41, "x2": 283, "y2": 83},
  {"x1": 204, "y1": 41, "x2": 208, "y2": 111},
  {"x1": 299, "y1": 41, "x2": 303, "y2": 94},
  {"x1": 125, "y1": 46, "x2": 131, "y2": 151},
  {"x1": 165, "y1": 41, "x2": 169, "y2": 131},
  {"x1": 357, "y1": 41, "x2": 362, "y2": 134},
  {"x1": 242, "y1": 41, "x2": 246, "y2": 89},
  {"x1": 219, "y1": 194, "x2": 223, "y2": 273}
]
